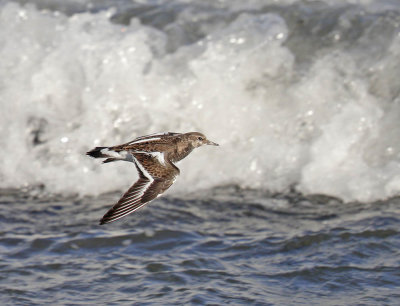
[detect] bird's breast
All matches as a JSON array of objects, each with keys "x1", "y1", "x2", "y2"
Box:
[{"x1": 169, "y1": 145, "x2": 194, "y2": 163}]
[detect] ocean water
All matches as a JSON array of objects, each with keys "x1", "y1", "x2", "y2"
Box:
[
  {"x1": 2, "y1": 189, "x2": 400, "y2": 304},
  {"x1": 1, "y1": 0, "x2": 400, "y2": 304}
]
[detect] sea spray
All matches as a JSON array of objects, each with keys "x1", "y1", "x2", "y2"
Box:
[{"x1": 1, "y1": 1, "x2": 400, "y2": 202}]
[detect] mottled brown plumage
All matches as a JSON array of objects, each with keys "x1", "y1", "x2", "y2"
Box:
[{"x1": 86, "y1": 132, "x2": 218, "y2": 224}]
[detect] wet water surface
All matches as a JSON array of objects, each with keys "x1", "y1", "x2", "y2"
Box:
[{"x1": 1, "y1": 188, "x2": 399, "y2": 304}]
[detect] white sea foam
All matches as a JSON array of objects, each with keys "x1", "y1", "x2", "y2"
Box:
[{"x1": 1, "y1": 1, "x2": 400, "y2": 202}]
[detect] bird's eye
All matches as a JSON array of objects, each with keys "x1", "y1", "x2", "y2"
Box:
[{"x1": 198, "y1": 137, "x2": 203, "y2": 141}]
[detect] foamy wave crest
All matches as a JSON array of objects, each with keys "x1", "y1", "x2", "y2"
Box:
[{"x1": 1, "y1": 1, "x2": 400, "y2": 202}]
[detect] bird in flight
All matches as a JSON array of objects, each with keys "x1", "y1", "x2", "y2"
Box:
[{"x1": 86, "y1": 132, "x2": 219, "y2": 224}]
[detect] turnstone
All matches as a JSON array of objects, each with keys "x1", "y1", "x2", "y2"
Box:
[{"x1": 87, "y1": 132, "x2": 219, "y2": 224}]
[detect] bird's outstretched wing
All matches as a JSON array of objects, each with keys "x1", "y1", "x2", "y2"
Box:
[{"x1": 99, "y1": 152, "x2": 179, "y2": 225}]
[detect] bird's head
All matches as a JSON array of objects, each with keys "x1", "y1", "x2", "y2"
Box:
[{"x1": 186, "y1": 132, "x2": 219, "y2": 148}]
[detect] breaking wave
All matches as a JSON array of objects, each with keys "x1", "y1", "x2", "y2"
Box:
[{"x1": 1, "y1": 0, "x2": 400, "y2": 202}]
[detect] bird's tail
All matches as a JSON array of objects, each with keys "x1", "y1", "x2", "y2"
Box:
[
  {"x1": 86, "y1": 147, "x2": 108, "y2": 158},
  {"x1": 86, "y1": 147, "x2": 123, "y2": 163},
  {"x1": 87, "y1": 146, "x2": 126, "y2": 163}
]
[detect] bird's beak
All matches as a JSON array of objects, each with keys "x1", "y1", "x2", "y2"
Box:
[{"x1": 206, "y1": 140, "x2": 219, "y2": 146}]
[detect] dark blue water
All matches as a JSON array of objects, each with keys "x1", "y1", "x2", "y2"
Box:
[{"x1": 1, "y1": 188, "x2": 400, "y2": 304}]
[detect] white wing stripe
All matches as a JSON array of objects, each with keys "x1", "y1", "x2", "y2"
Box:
[
  {"x1": 128, "y1": 132, "x2": 182, "y2": 145},
  {"x1": 133, "y1": 155, "x2": 154, "y2": 182},
  {"x1": 151, "y1": 152, "x2": 165, "y2": 165},
  {"x1": 121, "y1": 183, "x2": 150, "y2": 203},
  {"x1": 111, "y1": 202, "x2": 143, "y2": 217},
  {"x1": 118, "y1": 196, "x2": 144, "y2": 208},
  {"x1": 109, "y1": 202, "x2": 146, "y2": 220},
  {"x1": 103, "y1": 206, "x2": 143, "y2": 223},
  {"x1": 129, "y1": 137, "x2": 161, "y2": 144},
  {"x1": 113, "y1": 155, "x2": 154, "y2": 207},
  {"x1": 123, "y1": 190, "x2": 146, "y2": 201}
]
